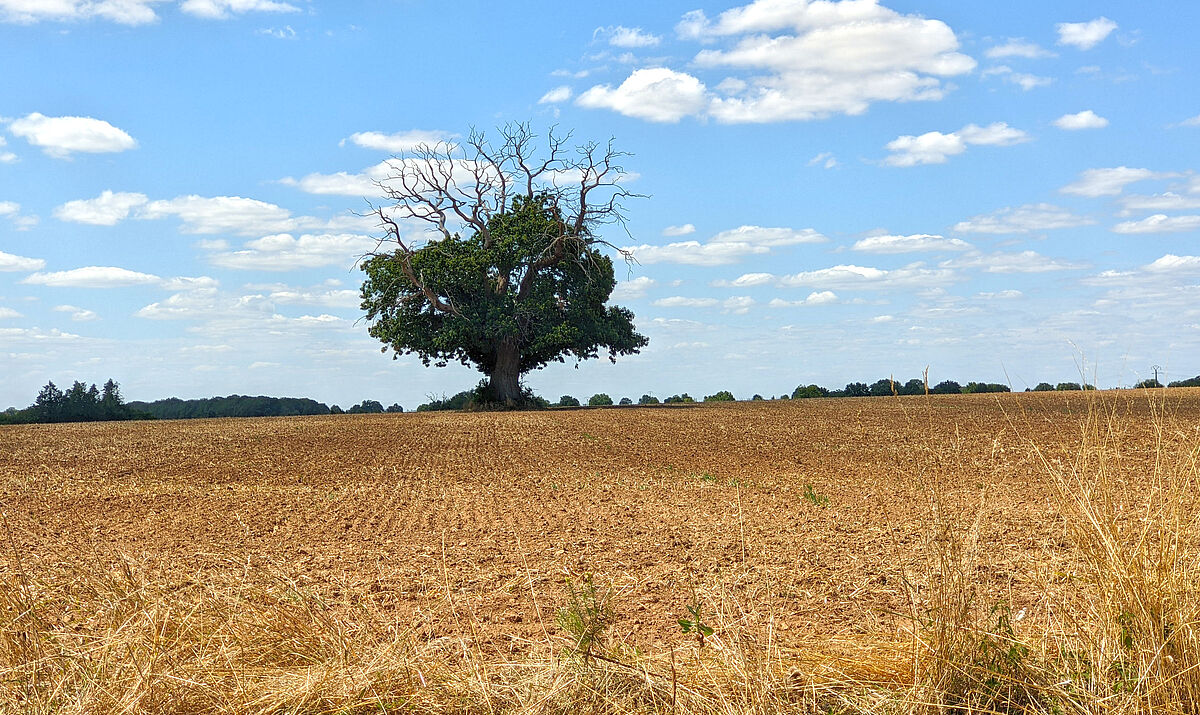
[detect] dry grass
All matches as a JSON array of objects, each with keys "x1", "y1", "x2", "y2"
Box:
[{"x1": 2, "y1": 393, "x2": 1198, "y2": 713}]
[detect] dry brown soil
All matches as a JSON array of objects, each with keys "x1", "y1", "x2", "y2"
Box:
[{"x1": 0, "y1": 391, "x2": 1190, "y2": 653}]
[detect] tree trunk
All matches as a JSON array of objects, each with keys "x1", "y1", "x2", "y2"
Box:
[{"x1": 487, "y1": 341, "x2": 523, "y2": 405}]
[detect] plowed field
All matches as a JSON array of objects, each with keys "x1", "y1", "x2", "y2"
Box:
[{"x1": 0, "y1": 391, "x2": 1190, "y2": 653}]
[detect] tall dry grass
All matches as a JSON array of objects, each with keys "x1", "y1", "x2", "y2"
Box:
[{"x1": 2, "y1": 393, "x2": 1198, "y2": 713}]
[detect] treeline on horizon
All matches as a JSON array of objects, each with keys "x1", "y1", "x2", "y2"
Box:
[
  {"x1": 5, "y1": 374, "x2": 1197, "y2": 425},
  {"x1": 1, "y1": 379, "x2": 404, "y2": 425}
]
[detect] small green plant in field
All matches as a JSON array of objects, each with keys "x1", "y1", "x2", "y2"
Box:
[
  {"x1": 555, "y1": 573, "x2": 613, "y2": 664},
  {"x1": 698, "y1": 472, "x2": 718, "y2": 484},
  {"x1": 802, "y1": 483, "x2": 830, "y2": 507},
  {"x1": 678, "y1": 601, "x2": 714, "y2": 646}
]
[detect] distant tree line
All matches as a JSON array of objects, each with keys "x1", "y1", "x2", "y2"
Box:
[{"x1": 0, "y1": 379, "x2": 153, "y2": 424}]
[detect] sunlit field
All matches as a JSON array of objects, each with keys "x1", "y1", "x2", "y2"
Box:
[{"x1": 3, "y1": 391, "x2": 1198, "y2": 713}]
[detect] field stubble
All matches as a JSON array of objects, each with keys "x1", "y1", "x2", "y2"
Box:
[{"x1": 1, "y1": 391, "x2": 1197, "y2": 713}]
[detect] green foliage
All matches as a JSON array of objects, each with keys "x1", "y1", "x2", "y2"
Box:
[
  {"x1": 637, "y1": 394, "x2": 659, "y2": 405},
  {"x1": 898, "y1": 378, "x2": 927, "y2": 396},
  {"x1": 1135, "y1": 379, "x2": 1164, "y2": 389},
  {"x1": 842, "y1": 382, "x2": 871, "y2": 397},
  {"x1": 792, "y1": 384, "x2": 828, "y2": 399},
  {"x1": 587, "y1": 393, "x2": 613, "y2": 406},
  {"x1": 360, "y1": 194, "x2": 647, "y2": 406},
  {"x1": 1056, "y1": 382, "x2": 1083, "y2": 391},
  {"x1": 703, "y1": 390, "x2": 735, "y2": 402},
  {"x1": 329, "y1": 405, "x2": 344, "y2": 414},
  {"x1": 930, "y1": 380, "x2": 963, "y2": 395},
  {"x1": 678, "y1": 603, "x2": 714, "y2": 646},
  {"x1": 1169, "y1": 375, "x2": 1200, "y2": 387},
  {"x1": 1033, "y1": 382, "x2": 1055, "y2": 391},
  {"x1": 802, "y1": 483, "x2": 830, "y2": 508},
  {"x1": 962, "y1": 382, "x2": 1011, "y2": 394},
  {"x1": 556, "y1": 395, "x2": 581, "y2": 407},
  {"x1": 1, "y1": 379, "x2": 154, "y2": 425},
  {"x1": 664, "y1": 393, "x2": 695, "y2": 404},
  {"x1": 555, "y1": 573, "x2": 614, "y2": 663},
  {"x1": 751, "y1": 394, "x2": 764, "y2": 401},
  {"x1": 347, "y1": 399, "x2": 385, "y2": 414},
  {"x1": 618, "y1": 397, "x2": 632, "y2": 405},
  {"x1": 868, "y1": 378, "x2": 896, "y2": 397},
  {"x1": 385, "y1": 403, "x2": 404, "y2": 413},
  {"x1": 129, "y1": 394, "x2": 330, "y2": 419}
]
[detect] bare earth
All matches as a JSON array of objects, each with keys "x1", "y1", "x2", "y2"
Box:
[{"x1": 0, "y1": 392, "x2": 1183, "y2": 654}]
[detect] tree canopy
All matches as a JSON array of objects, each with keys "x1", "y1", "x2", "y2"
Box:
[{"x1": 360, "y1": 124, "x2": 648, "y2": 407}]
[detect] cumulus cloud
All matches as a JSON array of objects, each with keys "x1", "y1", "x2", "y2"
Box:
[
  {"x1": 768, "y1": 290, "x2": 837, "y2": 307},
  {"x1": 952, "y1": 203, "x2": 1094, "y2": 234},
  {"x1": 1085, "y1": 254, "x2": 1200, "y2": 285},
  {"x1": 662, "y1": 223, "x2": 696, "y2": 236},
  {"x1": 611, "y1": 276, "x2": 656, "y2": 300},
  {"x1": 139, "y1": 194, "x2": 296, "y2": 235},
  {"x1": 1060, "y1": 167, "x2": 1172, "y2": 197},
  {"x1": 884, "y1": 122, "x2": 1028, "y2": 166},
  {"x1": 53, "y1": 304, "x2": 99, "y2": 321},
  {"x1": 851, "y1": 233, "x2": 972, "y2": 253},
  {"x1": 0, "y1": 201, "x2": 16, "y2": 217},
  {"x1": 538, "y1": 86, "x2": 573, "y2": 104},
  {"x1": 179, "y1": 0, "x2": 298, "y2": 20},
  {"x1": 985, "y1": 40, "x2": 1054, "y2": 59},
  {"x1": 203, "y1": 233, "x2": 377, "y2": 271},
  {"x1": 0, "y1": 250, "x2": 45, "y2": 272},
  {"x1": 583, "y1": 0, "x2": 974, "y2": 124},
  {"x1": 653, "y1": 296, "x2": 719, "y2": 308},
  {"x1": 8, "y1": 113, "x2": 137, "y2": 158},
  {"x1": 723, "y1": 296, "x2": 755, "y2": 314},
  {"x1": 1057, "y1": 17, "x2": 1118, "y2": 50},
  {"x1": 1053, "y1": 110, "x2": 1109, "y2": 130},
  {"x1": 577, "y1": 68, "x2": 708, "y2": 123},
  {"x1": 623, "y1": 224, "x2": 826, "y2": 265},
  {"x1": 263, "y1": 287, "x2": 360, "y2": 307},
  {"x1": 1120, "y1": 193, "x2": 1200, "y2": 213},
  {"x1": 0, "y1": 136, "x2": 15, "y2": 163},
  {"x1": 54, "y1": 191, "x2": 149, "y2": 225},
  {"x1": 341, "y1": 129, "x2": 454, "y2": 153},
  {"x1": 780, "y1": 263, "x2": 955, "y2": 290},
  {"x1": 712, "y1": 272, "x2": 775, "y2": 288},
  {"x1": 597, "y1": 25, "x2": 661, "y2": 48},
  {"x1": 0, "y1": 0, "x2": 166, "y2": 25},
  {"x1": 981, "y1": 65, "x2": 1053, "y2": 91},
  {"x1": 0, "y1": 306, "x2": 21, "y2": 319},
  {"x1": 1112, "y1": 214, "x2": 1200, "y2": 234},
  {"x1": 942, "y1": 250, "x2": 1088, "y2": 273},
  {"x1": 23, "y1": 266, "x2": 162, "y2": 288}
]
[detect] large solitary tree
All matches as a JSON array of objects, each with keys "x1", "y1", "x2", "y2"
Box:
[{"x1": 360, "y1": 124, "x2": 648, "y2": 406}]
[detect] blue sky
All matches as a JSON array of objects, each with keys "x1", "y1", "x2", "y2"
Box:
[{"x1": 2, "y1": 0, "x2": 1199, "y2": 408}]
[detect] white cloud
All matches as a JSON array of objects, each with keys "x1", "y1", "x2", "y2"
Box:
[
  {"x1": 597, "y1": 25, "x2": 661, "y2": 48},
  {"x1": 986, "y1": 40, "x2": 1054, "y2": 59},
  {"x1": 139, "y1": 194, "x2": 295, "y2": 234},
  {"x1": 723, "y1": 296, "x2": 755, "y2": 314},
  {"x1": 54, "y1": 190, "x2": 148, "y2": 225},
  {"x1": 662, "y1": 223, "x2": 696, "y2": 237},
  {"x1": 264, "y1": 288, "x2": 360, "y2": 307},
  {"x1": 769, "y1": 290, "x2": 837, "y2": 307},
  {"x1": 0, "y1": 306, "x2": 21, "y2": 319},
  {"x1": 1112, "y1": 214, "x2": 1200, "y2": 235},
  {"x1": 341, "y1": 129, "x2": 454, "y2": 153},
  {"x1": 23, "y1": 266, "x2": 162, "y2": 288},
  {"x1": 981, "y1": 65, "x2": 1053, "y2": 91},
  {"x1": 0, "y1": 0, "x2": 167, "y2": 25},
  {"x1": 611, "y1": 276, "x2": 656, "y2": 300},
  {"x1": 1053, "y1": 110, "x2": 1109, "y2": 130},
  {"x1": 1177, "y1": 114, "x2": 1200, "y2": 128},
  {"x1": 8, "y1": 113, "x2": 137, "y2": 158},
  {"x1": 653, "y1": 296, "x2": 719, "y2": 308},
  {"x1": 1060, "y1": 167, "x2": 1171, "y2": 197},
  {"x1": 0, "y1": 250, "x2": 46, "y2": 272},
  {"x1": 952, "y1": 203, "x2": 1094, "y2": 234},
  {"x1": 780, "y1": 263, "x2": 954, "y2": 290},
  {"x1": 624, "y1": 224, "x2": 825, "y2": 265},
  {"x1": 53, "y1": 304, "x2": 99, "y2": 321},
  {"x1": 1120, "y1": 193, "x2": 1200, "y2": 213},
  {"x1": 870, "y1": 314, "x2": 893, "y2": 323},
  {"x1": 538, "y1": 86, "x2": 573, "y2": 104},
  {"x1": 0, "y1": 136, "x2": 15, "y2": 163},
  {"x1": 203, "y1": 232, "x2": 376, "y2": 271},
  {"x1": 179, "y1": 0, "x2": 298, "y2": 20},
  {"x1": 577, "y1": 68, "x2": 708, "y2": 123},
  {"x1": 852, "y1": 233, "x2": 972, "y2": 253},
  {"x1": 977, "y1": 289, "x2": 1023, "y2": 299},
  {"x1": 942, "y1": 250, "x2": 1088, "y2": 273},
  {"x1": 807, "y1": 152, "x2": 837, "y2": 169},
  {"x1": 884, "y1": 122, "x2": 1028, "y2": 166},
  {"x1": 1085, "y1": 254, "x2": 1200, "y2": 285},
  {"x1": 1057, "y1": 17, "x2": 1118, "y2": 50},
  {"x1": 713, "y1": 272, "x2": 775, "y2": 288},
  {"x1": 0, "y1": 201, "x2": 16, "y2": 217}
]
